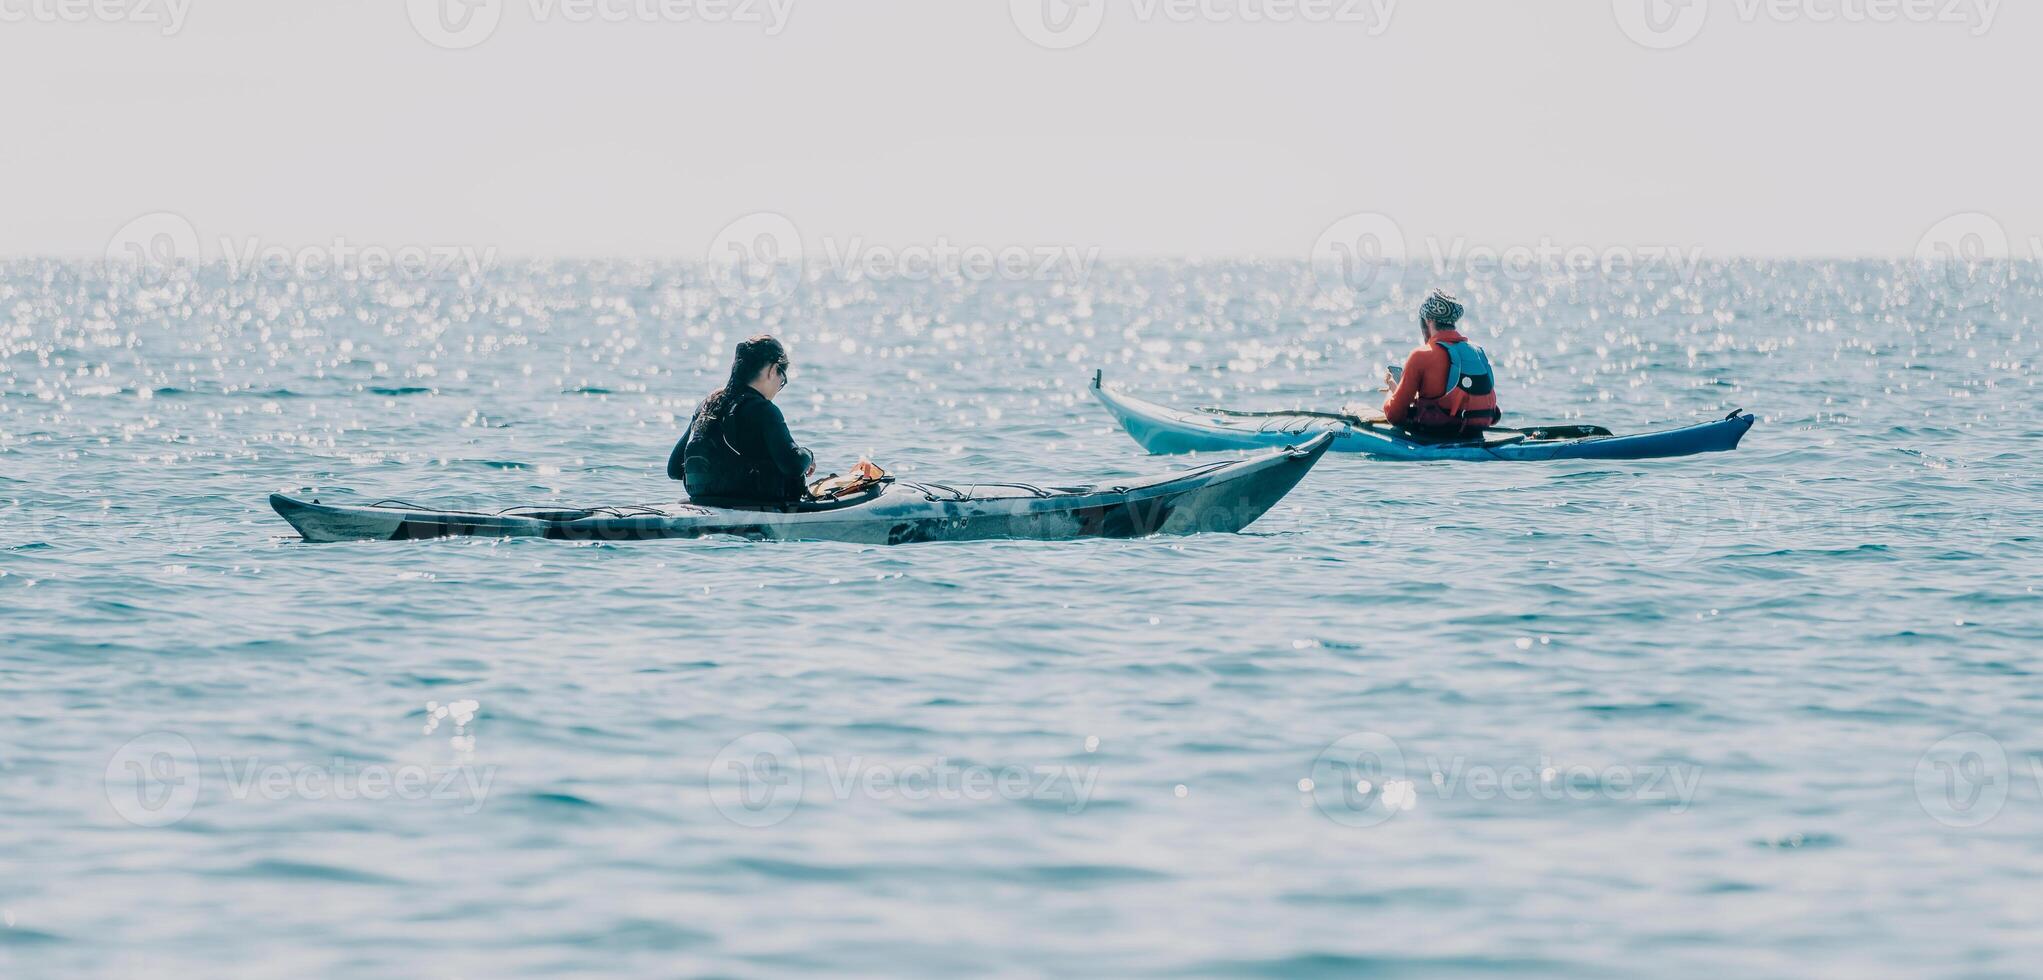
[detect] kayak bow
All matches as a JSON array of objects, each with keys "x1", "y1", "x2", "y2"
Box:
[
  {"x1": 271, "y1": 433, "x2": 1333, "y2": 545},
  {"x1": 1091, "y1": 371, "x2": 1755, "y2": 461}
]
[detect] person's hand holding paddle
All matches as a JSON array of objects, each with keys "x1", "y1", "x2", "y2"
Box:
[{"x1": 1339, "y1": 402, "x2": 1387, "y2": 425}]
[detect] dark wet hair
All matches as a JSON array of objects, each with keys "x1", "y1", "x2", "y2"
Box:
[{"x1": 701, "y1": 335, "x2": 788, "y2": 422}]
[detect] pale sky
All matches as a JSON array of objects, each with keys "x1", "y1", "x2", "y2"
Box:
[{"x1": 1, "y1": 0, "x2": 2035, "y2": 260}]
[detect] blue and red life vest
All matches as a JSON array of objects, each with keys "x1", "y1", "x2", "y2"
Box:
[{"x1": 1408, "y1": 338, "x2": 1502, "y2": 434}]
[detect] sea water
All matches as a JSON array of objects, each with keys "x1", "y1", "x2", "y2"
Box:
[{"x1": 2, "y1": 260, "x2": 2038, "y2": 976}]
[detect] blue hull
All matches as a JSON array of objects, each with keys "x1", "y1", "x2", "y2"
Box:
[{"x1": 1093, "y1": 372, "x2": 1756, "y2": 461}]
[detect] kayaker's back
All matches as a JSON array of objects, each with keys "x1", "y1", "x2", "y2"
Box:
[
  {"x1": 672, "y1": 390, "x2": 809, "y2": 504},
  {"x1": 1383, "y1": 290, "x2": 1503, "y2": 436}
]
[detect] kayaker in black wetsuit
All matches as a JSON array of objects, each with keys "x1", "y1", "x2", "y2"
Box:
[{"x1": 667, "y1": 335, "x2": 814, "y2": 503}]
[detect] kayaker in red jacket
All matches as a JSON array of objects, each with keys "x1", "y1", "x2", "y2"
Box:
[{"x1": 1346, "y1": 290, "x2": 1503, "y2": 438}]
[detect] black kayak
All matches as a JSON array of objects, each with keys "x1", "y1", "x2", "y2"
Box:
[{"x1": 271, "y1": 434, "x2": 1334, "y2": 545}]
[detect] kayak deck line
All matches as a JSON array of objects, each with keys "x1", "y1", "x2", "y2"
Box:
[
  {"x1": 1091, "y1": 370, "x2": 1756, "y2": 461},
  {"x1": 270, "y1": 433, "x2": 1334, "y2": 545}
]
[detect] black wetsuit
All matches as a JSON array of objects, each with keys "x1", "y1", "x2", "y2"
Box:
[{"x1": 667, "y1": 388, "x2": 812, "y2": 503}]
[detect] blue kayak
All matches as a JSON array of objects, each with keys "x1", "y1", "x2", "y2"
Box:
[{"x1": 1092, "y1": 371, "x2": 1757, "y2": 461}]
